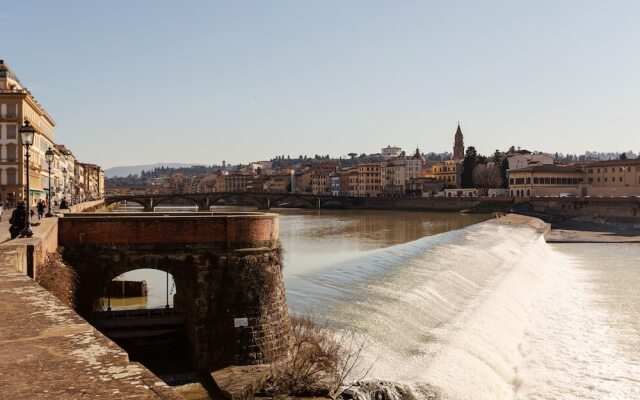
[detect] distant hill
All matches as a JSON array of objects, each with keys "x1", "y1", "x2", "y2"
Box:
[{"x1": 104, "y1": 163, "x2": 199, "y2": 178}]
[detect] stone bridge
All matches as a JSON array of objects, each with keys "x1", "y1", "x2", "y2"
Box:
[
  {"x1": 105, "y1": 192, "x2": 359, "y2": 211},
  {"x1": 58, "y1": 212, "x2": 292, "y2": 370}
]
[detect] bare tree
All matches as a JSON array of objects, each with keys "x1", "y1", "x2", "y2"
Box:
[
  {"x1": 472, "y1": 164, "x2": 503, "y2": 190},
  {"x1": 264, "y1": 314, "x2": 374, "y2": 398}
]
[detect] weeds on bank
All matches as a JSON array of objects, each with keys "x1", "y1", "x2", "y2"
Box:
[
  {"x1": 36, "y1": 251, "x2": 78, "y2": 308},
  {"x1": 264, "y1": 314, "x2": 375, "y2": 399}
]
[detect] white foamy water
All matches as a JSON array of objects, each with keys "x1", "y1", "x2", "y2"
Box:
[{"x1": 286, "y1": 219, "x2": 640, "y2": 400}]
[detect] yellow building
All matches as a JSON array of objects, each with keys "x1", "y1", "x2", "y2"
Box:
[
  {"x1": 583, "y1": 159, "x2": 640, "y2": 196},
  {"x1": 427, "y1": 160, "x2": 462, "y2": 189},
  {"x1": 0, "y1": 60, "x2": 56, "y2": 206},
  {"x1": 508, "y1": 165, "x2": 586, "y2": 197}
]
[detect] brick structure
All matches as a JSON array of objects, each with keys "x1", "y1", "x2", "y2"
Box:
[{"x1": 59, "y1": 212, "x2": 292, "y2": 370}]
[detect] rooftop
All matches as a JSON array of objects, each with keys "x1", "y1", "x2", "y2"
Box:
[{"x1": 510, "y1": 165, "x2": 583, "y2": 173}]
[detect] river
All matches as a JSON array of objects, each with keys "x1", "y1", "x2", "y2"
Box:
[{"x1": 113, "y1": 205, "x2": 640, "y2": 399}]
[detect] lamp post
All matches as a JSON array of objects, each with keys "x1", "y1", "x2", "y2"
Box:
[
  {"x1": 45, "y1": 147, "x2": 54, "y2": 217},
  {"x1": 19, "y1": 121, "x2": 35, "y2": 237},
  {"x1": 62, "y1": 168, "x2": 67, "y2": 200}
]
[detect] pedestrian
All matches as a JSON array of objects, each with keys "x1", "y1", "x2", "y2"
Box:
[
  {"x1": 9, "y1": 202, "x2": 27, "y2": 239},
  {"x1": 37, "y1": 200, "x2": 45, "y2": 219},
  {"x1": 0, "y1": 202, "x2": 3, "y2": 222}
]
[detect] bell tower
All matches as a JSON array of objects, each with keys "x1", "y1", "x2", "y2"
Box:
[{"x1": 453, "y1": 123, "x2": 465, "y2": 160}]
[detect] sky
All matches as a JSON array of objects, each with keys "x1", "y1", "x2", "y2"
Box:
[{"x1": 2, "y1": 1, "x2": 639, "y2": 168}]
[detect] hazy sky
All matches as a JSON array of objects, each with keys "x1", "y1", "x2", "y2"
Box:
[{"x1": 3, "y1": 1, "x2": 639, "y2": 168}]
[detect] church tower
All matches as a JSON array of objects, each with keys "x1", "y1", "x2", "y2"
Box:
[{"x1": 453, "y1": 123, "x2": 465, "y2": 160}]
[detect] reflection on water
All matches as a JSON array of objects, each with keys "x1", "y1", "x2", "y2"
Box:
[
  {"x1": 275, "y1": 208, "x2": 489, "y2": 279},
  {"x1": 108, "y1": 269, "x2": 175, "y2": 310}
]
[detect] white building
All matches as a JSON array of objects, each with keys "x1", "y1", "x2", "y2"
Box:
[
  {"x1": 381, "y1": 145, "x2": 402, "y2": 159},
  {"x1": 506, "y1": 153, "x2": 553, "y2": 171}
]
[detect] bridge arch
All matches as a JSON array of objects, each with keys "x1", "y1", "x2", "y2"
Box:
[
  {"x1": 211, "y1": 193, "x2": 264, "y2": 209},
  {"x1": 269, "y1": 195, "x2": 316, "y2": 209},
  {"x1": 152, "y1": 195, "x2": 202, "y2": 209},
  {"x1": 104, "y1": 197, "x2": 147, "y2": 209}
]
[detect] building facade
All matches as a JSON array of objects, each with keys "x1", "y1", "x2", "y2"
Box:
[
  {"x1": 583, "y1": 159, "x2": 640, "y2": 196},
  {"x1": 508, "y1": 165, "x2": 586, "y2": 197},
  {"x1": 0, "y1": 60, "x2": 56, "y2": 206}
]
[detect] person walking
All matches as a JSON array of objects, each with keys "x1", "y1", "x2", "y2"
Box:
[
  {"x1": 9, "y1": 202, "x2": 27, "y2": 239},
  {"x1": 36, "y1": 200, "x2": 45, "y2": 220}
]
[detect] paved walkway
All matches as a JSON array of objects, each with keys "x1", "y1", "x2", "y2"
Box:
[{"x1": 0, "y1": 216, "x2": 183, "y2": 399}]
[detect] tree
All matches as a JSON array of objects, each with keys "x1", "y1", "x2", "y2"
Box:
[
  {"x1": 461, "y1": 146, "x2": 479, "y2": 188},
  {"x1": 493, "y1": 149, "x2": 502, "y2": 164},
  {"x1": 501, "y1": 158, "x2": 510, "y2": 188},
  {"x1": 472, "y1": 164, "x2": 503, "y2": 190},
  {"x1": 619, "y1": 152, "x2": 627, "y2": 160},
  {"x1": 348, "y1": 153, "x2": 357, "y2": 159}
]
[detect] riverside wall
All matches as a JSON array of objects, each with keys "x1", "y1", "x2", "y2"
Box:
[
  {"x1": 0, "y1": 217, "x2": 182, "y2": 399},
  {"x1": 58, "y1": 212, "x2": 292, "y2": 370},
  {"x1": 65, "y1": 199, "x2": 105, "y2": 213},
  {"x1": 357, "y1": 196, "x2": 491, "y2": 211},
  {"x1": 522, "y1": 197, "x2": 640, "y2": 223}
]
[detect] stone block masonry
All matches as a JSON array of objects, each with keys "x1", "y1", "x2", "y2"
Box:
[{"x1": 59, "y1": 212, "x2": 293, "y2": 370}]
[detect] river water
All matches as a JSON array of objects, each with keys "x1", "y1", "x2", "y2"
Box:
[{"x1": 113, "y1": 205, "x2": 640, "y2": 399}]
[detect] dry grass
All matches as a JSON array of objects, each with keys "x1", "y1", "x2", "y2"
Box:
[
  {"x1": 264, "y1": 314, "x2": 373, "y2": 398},
  {"x1": 35, "y1": 251, "x2": 78, "y2": 309}
]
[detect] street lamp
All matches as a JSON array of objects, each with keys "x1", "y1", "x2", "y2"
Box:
[
  {"x1": 19, "y1": 121, "x2": 35, "y2": 237},
  {"x1": 62, "y1": 168, "x2": 67, "y2": 199},
  {"x1": 45, "y1": 147, "x2": 54, "y2": 217}
]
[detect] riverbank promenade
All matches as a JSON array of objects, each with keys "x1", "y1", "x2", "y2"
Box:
[{"x1": 0, "y1": 217, "x2": 182, "y2": 399}]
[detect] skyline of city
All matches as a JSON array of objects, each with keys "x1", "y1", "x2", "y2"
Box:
[{"x1": 3, "y1": 1, "x2": 640, "y2": 168}]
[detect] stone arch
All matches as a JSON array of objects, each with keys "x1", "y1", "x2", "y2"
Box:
[
  {"x1": 269, "y1": 195, "x2": 315, "y2": 209},
  {"x1": 153, "y1": 195, "x2": 201, "y2": 208},
  {"x1": 72, "y1": 253, "x2": 199, "y2": 319},
  {"x1": 211, "y1": 193, "x2": 264, "y2": 208},
  {"x1": 104, "y1": 197, "x2": 147, "y2": 209}
]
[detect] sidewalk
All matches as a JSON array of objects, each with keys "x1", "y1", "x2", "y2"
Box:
[{"x1": 0, "y1": 208, "x2": 57, "y2": 244}]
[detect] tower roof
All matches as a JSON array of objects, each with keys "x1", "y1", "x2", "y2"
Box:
[{"x1": 455, "y1": 123, "x2": 463, "y2": 137}]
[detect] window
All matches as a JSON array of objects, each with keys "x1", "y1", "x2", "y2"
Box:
[
  {"x1": 619, "y1": 177, "x2": 623, "y2": 182},
  {"x1": 6, "y1": 144, "x2": 17, "y2": 161},
  {"x1": 588, "y1": 178, "x2": 593, "y2": 183},
  {"x1": 6, "y1": 169, "x2": 16, "y2": 185},
  {"x1": 6, "y1": 124, "x2": 16, "y2": 139}
]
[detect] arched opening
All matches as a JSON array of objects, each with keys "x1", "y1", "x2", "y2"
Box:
[
  {"x1": 111, "y1": 199, "x2": 146, "y2": 211},
  {"x1": 270, "y1": 196, "x2": 315, "y2": 209},
  {"x1": 93, "y1": 268, "x2": 191, "y2": 378},
  {"x1": 153, "y1": 196, "x2": 200, "y2": 212},
  {"x1": 320, "y1": 199, "x2": 345, "y2": 209},
  {"x1": 210, "y1": 194, "x2": 262, "y2": 210}
]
